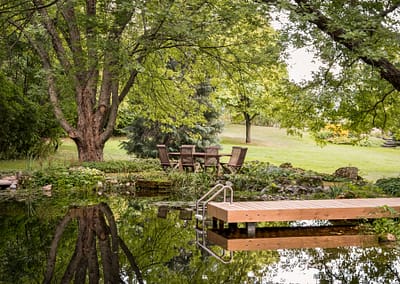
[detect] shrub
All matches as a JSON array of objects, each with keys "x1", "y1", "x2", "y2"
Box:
[
  {"x1": 314, "y1": 124, "x2": 372, "y2": 146},
  {"x1": 24, "y1": 167, "x2": 105, "y2": 189},
  {"x1": 81, "y1": 159, "x2": 161, "y2": 173},
  {"x1": 0, "y1": 73, "x2": 61, "y2": 159},
  {"x1": 375, "y1": 178, "x2": 400, "y2": 196},
  {"x1": 168, "y1": 172, "x2": 219, "y2": 200}
]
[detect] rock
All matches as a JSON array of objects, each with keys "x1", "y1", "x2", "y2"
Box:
[
  {"x1": 279, "y1": 162, "x2": 293, "y2": 168},
  {"x1": 0, "y1": 180, "x2": 12, "y2": 187},
  {"x1": 296, "y1": 175, "x2": 323, "y2": 187},
  {"x1": 0, "y1": 175, "x2": 18, "y2": 189},
  {"x1": 42, "y1": 184, "x2": 52, "y2": 191},
  {"x1": 333, "y1": 167, "x2": 359, "y2": 180},
  {"x1": 379, "y1": 233, "x2": 397, "y2": 242}
]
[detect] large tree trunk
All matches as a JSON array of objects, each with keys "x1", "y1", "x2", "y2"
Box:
[{"x1": 73, "y1": 137, "x2": 105, "y2": 162}]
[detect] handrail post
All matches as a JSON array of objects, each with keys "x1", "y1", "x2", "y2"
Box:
[{"x1": 195, "y1": 183, "x2": 234, "y2": 230}]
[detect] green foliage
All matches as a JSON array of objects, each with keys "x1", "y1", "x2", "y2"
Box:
[
  {"x1": 277, "y1": 0, "x2": 400, "y2": 138},
  {"x1": 25, "y1": 167, "x2": 105, "y2": 189},
  {"x1": 371, "y1": 216, "x2": 400, "y2": 239},
  {"x1": 1, "y1": 0, "x2": 278, "y2": 162},
  {"x1": 122, "y1": 80, "x2": 223, "y2": 157},
  {"x1": 168, "y1": 172, "x2": 219, "y2": 201},
  {"x1": 0, "y1": 73, "x2": 61, "y2": 159},
  {"x1": 375, "y1": 178, "x2": 400, "y2": 197},
  {"x1": 230, "y1": 161, "x2": 315, "y2": 192},
  {"x1": 81, "y1": 159, "x2": 161, "y2": 173}
]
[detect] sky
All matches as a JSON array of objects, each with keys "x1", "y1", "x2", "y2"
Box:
[
  {"x1": 270, "y1": 12, "x2": 322, "y2": 83},
  {"x1": 286, "y1": 47, "x2": 321, "y2": 83}
]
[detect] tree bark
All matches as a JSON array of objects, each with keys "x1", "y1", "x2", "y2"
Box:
[{"x1": 244, "y1": 112, "x2": 252, "y2": 144}]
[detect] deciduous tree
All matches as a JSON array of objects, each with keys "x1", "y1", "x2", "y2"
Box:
[
  {"x1": 271, "y1": 0, "x2": 400, "y2": 136},
  {"x1": 2, "y1": 0, "x2": 273, "y2": 161}
]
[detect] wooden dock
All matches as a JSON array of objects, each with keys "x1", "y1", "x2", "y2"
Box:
[{"x1": 207, "y1": 198, "x2": 400, "y2": 223}]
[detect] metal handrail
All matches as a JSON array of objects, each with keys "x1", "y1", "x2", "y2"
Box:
[
  {"x1": 195, "y1": 229, "x2": 233, "y2": 264},
  {"x1": 195, "y1": 183, "x2": 235, "y2": 263},
  {"x1": 196, "y1": 183, "x2": 225, "y2": 206},
  {"x1": 195, "y1": 183, "x2": 233, "y2": 229}
]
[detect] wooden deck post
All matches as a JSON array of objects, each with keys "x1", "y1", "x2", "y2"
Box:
[
  {"x1": 246, "y1": 222, "x2": 256, "y2": 237},
  {"x1": 213, "y1": 217, "x2": 225, "y2": 230}
]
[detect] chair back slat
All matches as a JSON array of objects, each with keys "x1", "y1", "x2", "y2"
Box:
[
  {"x1": 236, "y1": 147, "x2": 248, "y2": 168},
  {"x1": 228, "y1": 147, "x2": 242, "y2": 166},
  {"x1": 204, "y1": 146, "x2": 219, "y2": 167},
  {"x1": 157, "y1": 144, "x2": 171, "y2": 167},
  {"x1": 227, "y1": 147, "x2": 248, "y2": 169},
  {"x1": 180, "y1": 145, "x2": 195, "y2": 167}
]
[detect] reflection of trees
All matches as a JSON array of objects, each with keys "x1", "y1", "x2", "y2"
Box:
[
  {"x1": 0, "y1": 203, "x2": 54, "y2": 284},
  {"x1": 262, "y1": 247, "x2": 400, "y2": 283},
  {"x1": 118, "y1": 201, "x2": 278, "y2": 283},
  {"x1": 43, "y1": 202, "x2": 143, "y2": 283},
  {"x1": 314, "y1": 247, "x2": 400, "y2": 283}
]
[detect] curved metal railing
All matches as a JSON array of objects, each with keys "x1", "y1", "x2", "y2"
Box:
[{"x1": 195, "y1": 183, "x2": 234, "y2": 263}]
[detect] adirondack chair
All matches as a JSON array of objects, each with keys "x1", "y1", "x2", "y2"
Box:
[
  {"x1": 221, "y1": 146, "x2": 248, "y2": 173},
  {"x1": 203, "y1": 146, "x2": 220, "y2": 172},
  {"x1": 157, "y1": 144, "x2": 178, "y2": 170},
  {"x1": 179, "y1": 145, "x2": 197, "y2": 172}
]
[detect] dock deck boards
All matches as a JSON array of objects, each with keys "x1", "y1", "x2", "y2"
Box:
[{"x1": 207, "y1": 198, "x2": 400, "y2": 223}]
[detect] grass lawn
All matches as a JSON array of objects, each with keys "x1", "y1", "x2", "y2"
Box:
[
  {"x1": 1, "y1": 124, "x2": 400, "y2": 182},
  {"x1": 220, "y1": 124, "x2": 400, "y2": 182}
]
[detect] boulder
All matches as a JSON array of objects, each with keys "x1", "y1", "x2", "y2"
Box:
[{"x1": 333, "y1": 167, "x2": 359, "y2": 180}]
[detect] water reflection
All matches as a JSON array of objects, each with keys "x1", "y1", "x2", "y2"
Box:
[
  {"x1": 200, "y1": 225, "x2": 400, "y2": 283},
  {"x1": 43, "y1": 203, "x2": 143, "y2": 283},
  {"x1": 0, "y1": 196, "x2": 399, "y2": 283},
  {"x1": 262, "y1": 246, "x2": 400, "y2": 283},
  {"x1": 203, "y1": 225, "x2": 380, "y2": 251}
]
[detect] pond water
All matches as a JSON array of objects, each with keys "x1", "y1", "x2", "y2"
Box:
[{"x1": 0, "y1": 190, "x2": 399, "y2": 283}]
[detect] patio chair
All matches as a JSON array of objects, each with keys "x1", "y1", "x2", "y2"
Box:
[
  {"x1": 180, "y1": 145, "x2": 197, "y2": 172},
  {"x1": 221, "y1": 146, "x2": 248, "y2": 173},
  {"x1": 203, "y1": 146, "x2": 220, "y2": 172},
  {"x1": 157, "y1": 144, "x2": 178, "y2": 170}
]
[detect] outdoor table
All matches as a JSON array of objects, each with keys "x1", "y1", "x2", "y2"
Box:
[{"x1": 169, "y1": 152, "x2": 231, "y2": 173}]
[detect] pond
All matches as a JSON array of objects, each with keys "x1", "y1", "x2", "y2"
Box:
[{"x1": 0, "y1": 189, "x2": 399, "y2": 283}]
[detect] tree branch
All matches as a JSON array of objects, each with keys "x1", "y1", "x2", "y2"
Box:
[
  {"x1": 380, "y1": 2, "x2": 400, "y2": 18},
  {"x1": 59, "y1": 0, "x2": 85, "y2": 79},
  {"x1": 33, "y1": 0, "x2": 72, "y2": 74},
  {"x1": 293, "y1": 0, "x2": 400, "y2": 92}
]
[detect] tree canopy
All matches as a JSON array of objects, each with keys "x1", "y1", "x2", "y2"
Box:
[
  {"x1": 272, "y1": 0, "x2": 400, "y2": 136},
  {"x1": 0, "y1": 0, "x2": 277, "y2": 161},
  {"x1": 2, "y1": 0, "x2": 400, "y2": 159}
]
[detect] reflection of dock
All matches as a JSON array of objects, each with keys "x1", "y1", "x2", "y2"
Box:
[{"x1": 206, "y1": 226, "x2": 379, "y2": 251}]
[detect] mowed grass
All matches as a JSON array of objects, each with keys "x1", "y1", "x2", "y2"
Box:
[
  {"x1": 220, "y1": 124, "x2": 400, "y2": 182},
  {"x1": 1, "y1": 124, "x2": 400, "y2": 182}
]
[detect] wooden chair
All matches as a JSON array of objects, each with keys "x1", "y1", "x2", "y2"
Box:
[
  {"x1": 221, "y1": 146, "x2": 248, "y2": 173},
  {"x1": 179, "y1": 145, "x2": 197, "y2": 172},
  {"x1": 203, "y1": 146, "x2": 220, "y2": 172},
  {"x1": 157, "y1": 144, "x2": 178, "y2": 170}
]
